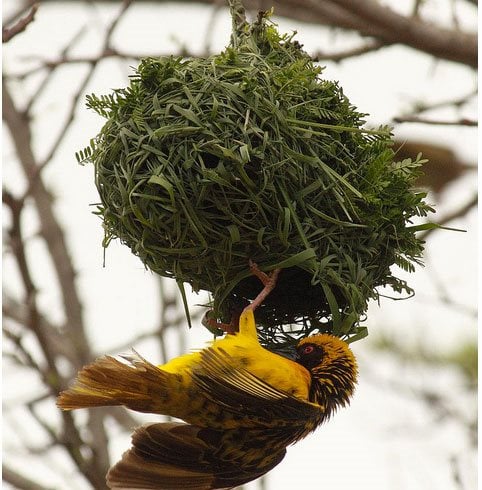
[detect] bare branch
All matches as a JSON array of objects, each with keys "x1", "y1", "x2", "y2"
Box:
[
  {"x1": 108, "y1": 407, "x2": 142, "y2": 432},
  {"x1": 3, "y1": 83, "x2": 92, "y2": 368},
  {"x1": 23, "y1": 24, "x2": 90, "y2": 115},
  {"x1": 393, "y1": 116, "x2": 477, "y2": 126},
  {"x1": 105, "y1": 309, "x2": 202, "y2": 355},
  {"x1": 2, "y1": 1, "x2": 37, "y2": 27},
  {"x1": 3, "y1": 45, "x2": 111, "y2": 490},
  {"x1": 2, "y1": 3, "x2": 39, "y2": 44},
  {"x1": 2, "y1": 464, "x2": 54, "y2": 490},
  {"x1": 406, "y1": 90, "x2": 478, "y2": 116},
  {"x1": 312, "y1": 39, "x2": 387, "y2": 62},
  {"x1": 2, "y1": 189, "x2": 62, "y2": 390},
  {"x1": 321, "y1": 0, "x2": 477, "y2": 67},
  {"x1": 37, "y1": 61, "x2": 98, "y2": 169},
  {"x1": 3, "y1": 294, "x2": 78, "y2": 362},
  {"x1": 420, "y1": 193, "x2": 477, "y2": 240},
  {"x1": 18, "y1": 0, "x2": 478, "y2": 67},
  {"x1": 39, "y1": 0, "x2": 135, "y2": 170},
  {"x1": 1, "y1": 198, "x2": 104, "y2": 483},
  {"x1": 3, "y1": 326, "x2": 44, "y2": 373},
  {"x1": 449, "y1": 455, "x2": 465, "y2": 490},
  {"x1": 121, "y1": 0, "x2": 477, "y2": 67},
  {"x1": 419, "y1": 256, "x2": 477, "y2": 319},
  {"x1": 7, "y1": 50, "x2": 145, "y2": 80}
]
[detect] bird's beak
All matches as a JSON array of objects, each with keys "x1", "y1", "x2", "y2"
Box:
[{"x1": 266, "y1": 343, "x2": 298, "y2": 361}]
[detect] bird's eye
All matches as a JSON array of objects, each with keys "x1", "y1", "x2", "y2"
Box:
[
  {"x1": 302, "y1": 345, "x2": 315, "y2": 355},
  {"x1": 296, "y1": 343, "x2": 323, "y2": 369}
]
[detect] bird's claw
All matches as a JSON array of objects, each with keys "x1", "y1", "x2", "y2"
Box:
[
  {"x1": 244, "y1": 260, "x2": 281, "y2": 313},
  {"x1": 202, "y1": 262, "x2": 281, "y2": 335},
  {"x1": 202, "y1": 310, "x2": 238, "y2": 335}
]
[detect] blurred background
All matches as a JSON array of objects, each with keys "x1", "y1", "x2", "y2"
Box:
[{"x1": 2, "y1": 1, "x2": 477, "y2": 489}]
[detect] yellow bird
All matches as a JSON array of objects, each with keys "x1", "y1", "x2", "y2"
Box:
[{"x1": 58, "y1": 267, "x2": 358, "y2": 489}]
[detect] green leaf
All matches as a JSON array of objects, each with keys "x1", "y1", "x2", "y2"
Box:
[{"x1": 148, "y1": 175, "x2": 175, "y2": 203}]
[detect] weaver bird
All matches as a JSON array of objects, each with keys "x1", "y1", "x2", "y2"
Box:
[{"x1": 58, "y1": 267, "x2": 357, "y2": 489}]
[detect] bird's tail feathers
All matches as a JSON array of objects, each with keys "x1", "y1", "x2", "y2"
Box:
[{"x1": 57, "y1": 351, "x2": 172, "y2": 413}]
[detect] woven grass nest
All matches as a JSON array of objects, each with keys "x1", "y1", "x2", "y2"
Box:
[{"x1": 78, "y1": 15, "x2": 433, "y2": 343}]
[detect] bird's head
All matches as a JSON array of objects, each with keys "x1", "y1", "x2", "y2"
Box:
[{"x1": 295, "y1": 334, "x2": 357, "y2": 417}]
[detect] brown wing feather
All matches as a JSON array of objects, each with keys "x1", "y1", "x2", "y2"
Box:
[
  {"x1": 191, "y1": 347, "x2": 325, "y2": 432},
  {"x1": 107, "y1": 422, "x2": 286, "y2": 490}
]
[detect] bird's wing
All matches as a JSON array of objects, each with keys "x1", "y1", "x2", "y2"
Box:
[
  {"x1": 191, "y1": 346, "x2": 324, "y2": 426},
  {"x1": 107, "y1": 422, "x2": 286, "y2": 490}
]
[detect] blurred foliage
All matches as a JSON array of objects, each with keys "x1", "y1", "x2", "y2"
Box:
[{"x1": 372, "y1": 335, "x2": 477, "y2": 388}]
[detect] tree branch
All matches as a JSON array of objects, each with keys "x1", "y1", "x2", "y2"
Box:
[
  {"x1": 2, "y1": 3, "x2": 39, "y2": 43},
  {"x1": 420, "y1": 193, "x2": 477, "y2": 240},
  {"x1": 2, "y1": 189, "x2": 62, "y2": 389},
  {"x1": 3, "y1": 294, "x2": 78, "y2": 362},
  {"x1": 312, "y1": 39, "x2": 387, "y2": 62},
  {"x1": 2, "y1": 464, "x2": 54, "y2": 490},
  {"x1": 321, "y1": 0, "x2": 477, "y2": 67},
  {"x1": 406, "y1": 90, "x2": 478, "y2": 116},
  {"x1": 393, "y1": 115, "x2": 477, "y2": 126},
  {"x1": 38, "y1": 0, "x2": 135, "y2": 176},
  {"x1": 135, "y1": 0, "x2": 477, "y2": 67},
  {"x1": 3, "y1": 82, "x2": 92, "y2": 368}
]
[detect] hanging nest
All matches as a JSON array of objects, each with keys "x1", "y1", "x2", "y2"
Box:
[{"x1": 77, "y1": 15, "x2": 433, "y2": 343}]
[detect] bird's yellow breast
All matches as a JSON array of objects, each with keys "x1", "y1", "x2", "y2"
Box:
[{"x1": 212, "y1": 334, "x2": 311, "y2": 400}]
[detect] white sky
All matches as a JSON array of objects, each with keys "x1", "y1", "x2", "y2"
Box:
[{"x1": 2, "y1": 2, "x2": 478, "y2": 490}]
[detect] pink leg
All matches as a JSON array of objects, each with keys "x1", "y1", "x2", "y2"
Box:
[
  {"x1": 201, "y1": 311, "x2": 239, "y2": 335},
  {"x1": 243, "y1": 260, "x2": 281, "y2": 312},
  {"x1": 202, "y1": 262, "x2": 281, "y2": 334}
]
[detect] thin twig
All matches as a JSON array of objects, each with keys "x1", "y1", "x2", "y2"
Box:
[
  {"x1": 24, "y1": 24, "x2": 90, "y2": 115},
  {"x1": 108, "y1": 407, "x2": 142, "y2": 432},
  {"x1": 3, "y1": 326, "x2": 44, "y2": 373},
  {"x1": 2, "y1": 0, "x2": 37, "y2": 27},
  {"x1": 393, "y1": 115, "x2": 477, "y2": 126},
  {"x1": 2, "y1": 3, "x2": 39, "y2": 43},
  {"x1": 3, "y1": 82, "x2": 91, "y2": 368},
  {"x1": 38, "y1": 0, "x2": 134, "y2": 170},
  {"x1": 322, "y1": 0, "x2": 477, "y2": 67},
  {"x1": 3, "y1": 294, "x2": 78, "y2": 362},
  {"x1": 312, "y1": 39, "x2": 387, "y2": 62},
  {"x1": 420, "y1": 193, "x2": 477, "y2": 240},
  {"x1": 418, "y1": 256, "x2": 477, "y2": 319},
  {"x1": 449, "y1": 455, "x2": 465, "y2": 490},
  {"x1": 2, "y1": 464, "x2": 54, "y2": 490},
  {"x1": 405, "y1": 89, "x2": 478, "y2": 116},
  {"x1": 105, "y1": 308, "x2": 202, "y2": 355},
  {"x1": 8, "y1": 49, "x2": 147, "y2": 80},
  {"x1": 127, "y1": 0, "x2": 478, "y2": 67},
  {"x1": 26, "y1": 401, "x2": 58, "y2": 443},
  {"x1": 2, "y1": 189, "x2": 62, "y2": 389}
]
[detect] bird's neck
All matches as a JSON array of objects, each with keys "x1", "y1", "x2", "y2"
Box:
[{"x1": 309, "y1": 358, "x2": 356, "y2": 418}]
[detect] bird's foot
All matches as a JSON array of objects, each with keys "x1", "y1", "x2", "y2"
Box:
[
  {"x1": 244, "y1": 260, "x2": 281, "y2": 313},
  {"x1": 202, "y1": 310, "x2": 239, "y2": 335},
  {"x1": 202, "y1": 262, "x2": 281, "y2": 334}
]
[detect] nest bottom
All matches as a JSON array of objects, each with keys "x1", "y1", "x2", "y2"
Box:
[{"x1": 221, "y1": 267, "x2": 346, "y2": 332}]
